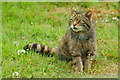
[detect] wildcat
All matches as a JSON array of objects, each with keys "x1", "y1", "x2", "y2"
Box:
[{"x1": 23, "y1": 8, "x2": 96, "y2": 72}]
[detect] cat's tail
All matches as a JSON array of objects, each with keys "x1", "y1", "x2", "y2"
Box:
[{"x1": 23, "y1": 43, "x2": 57, "y2": 55}]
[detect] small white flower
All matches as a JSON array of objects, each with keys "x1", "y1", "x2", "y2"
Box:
[
  {"x1": 30, "y1": 22, "x2": 33, "y2": 25},
  {"x1": 112, "y1": 17, "x2": 118, "y2": 20},
  {"x1": 105, "y1": 19, "x2": 108, "y2": 23},
  {"x1": 17, "y1": 50, "x2": 26, "y2": 55},
  {"x1": 12, "y1": 72, "x2": 19, "y2": 76},
  {"x1": 13, "y1": 41, "x2": 19, "y2": 47},
  {"x1": 37, "y1": 39, "x2": 42, "y2": 41},
  {"x1": 27, "y1": 7, "x2": 30, "y2": 10}
]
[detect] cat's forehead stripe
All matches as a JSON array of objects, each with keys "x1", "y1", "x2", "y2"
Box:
[{"x1": 72, "y1": 13, "x2": 85, "y2": 20}]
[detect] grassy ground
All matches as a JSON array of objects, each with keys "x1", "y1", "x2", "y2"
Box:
[
  {"x1": 2, "y1": 2, "x2": 118, "y2": 78},
  {"x1": 0, "y1": 2, "x2": 2, "y2": 79}
]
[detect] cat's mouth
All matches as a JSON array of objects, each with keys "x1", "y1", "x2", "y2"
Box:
[{"x1": 70, "y1": 25, "x2": 85, "y2": 32}]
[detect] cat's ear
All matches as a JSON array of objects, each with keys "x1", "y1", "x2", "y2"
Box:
[
  {"x1": 85, "y1": 10, "x2": 93, "y2": 21},
  {"x1": 69, "y1": 8, "x2": 77, "y2": 15}
]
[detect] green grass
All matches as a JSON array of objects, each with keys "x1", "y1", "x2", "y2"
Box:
[
  {"x1": 2, "y1": 2, "x2": 118, "y2": 78},
  {"x1": 0, "y1": 2, "x2": 2, "y2": 79}
]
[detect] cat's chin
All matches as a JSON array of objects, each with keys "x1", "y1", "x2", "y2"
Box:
[{"x1": 70, "y1": 28, "x2": 85, "y2": 33}]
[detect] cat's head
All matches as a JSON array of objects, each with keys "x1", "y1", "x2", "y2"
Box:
[{"x1": 69, "y1": 8, "x2": 93, "y2": 32}]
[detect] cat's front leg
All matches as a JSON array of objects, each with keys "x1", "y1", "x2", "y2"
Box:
[
  {"x1": 73, "y1": 57, "x2": 83, "y2": 72},
  {"x1": 84, "y1": 38, "x2": 96, "y2": 72},
  {"x1": 70, "y1": 44, "x2": 83, "y2": 72},
  {"x1": 72, "y1": 55, "x2": 83, "y2": 72},
  {"x1": 84, "y1": 54, "x2": 94, "y2": 72}
]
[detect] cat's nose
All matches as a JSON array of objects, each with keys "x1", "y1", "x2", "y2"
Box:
[
  {"x1": 73, "y1": 24, "x2": 76, "y2": 26},
  {"x1": 73, "y1": 23, "x2": 77, "y2": 26},
  {"x1": 73, "y1": 22, "x2": 77, "y2": 26}
]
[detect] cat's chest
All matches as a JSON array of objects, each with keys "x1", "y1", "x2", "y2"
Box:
[
  {"x1": 71, "y1": 33, "x2": 89, "y2": 42},
  {"x1": 68, "y1": 33, "x2": 90, "y2": 48},
  {"x1": 77, "y1": 34, "x2": 89, "y2": 41}
]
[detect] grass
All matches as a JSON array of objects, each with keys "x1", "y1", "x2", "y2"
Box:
[
  {"x1": 0, "y1": 2, "x2": 2, "y2": 79},
  {"x1": 2, "y1": 2, "x2": 118, "y2": 78}
]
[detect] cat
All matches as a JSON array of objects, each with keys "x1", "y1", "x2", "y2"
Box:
[{"x1": 23, "y1": 8, "x2": 96, "y2": 72}]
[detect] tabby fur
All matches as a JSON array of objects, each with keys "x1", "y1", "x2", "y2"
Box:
[{"x1": 23, "y1": 8, "x2": 96, "y2": 72}]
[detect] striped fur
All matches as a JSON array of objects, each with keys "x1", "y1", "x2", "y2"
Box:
[
  {"x1": 23, "y1": 9, "x2": 96, "y2": 72},
  {"x1": 23, "y1": 43, "x2": 57, "y2": 55}
]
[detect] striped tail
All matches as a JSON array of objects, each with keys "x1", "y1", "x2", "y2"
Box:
[{"x1": 23, "y1": 43, "x2": 57, "y2": 55}]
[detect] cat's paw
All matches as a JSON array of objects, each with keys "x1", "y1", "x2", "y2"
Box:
[{"x1": 74, "y1": 66, "x2": 83, "y2": 72}]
